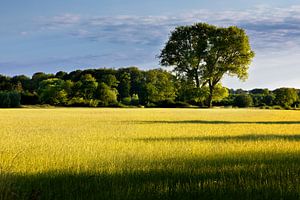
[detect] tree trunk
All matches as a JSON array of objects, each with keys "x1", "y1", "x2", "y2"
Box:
[
  {"x1": 208, "y1": 83, "x2": 214, "y2": 108},
  {"x1": 195, "y1": 73, "x2": 200, "y2": 88}
]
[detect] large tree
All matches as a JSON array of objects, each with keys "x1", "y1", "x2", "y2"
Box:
[
  {"x1": 273, "y1": 88, "x2": 299, "y2": 107},
  {"x1": 159, "y1": 23, "x2": 254, "y2": 107}
]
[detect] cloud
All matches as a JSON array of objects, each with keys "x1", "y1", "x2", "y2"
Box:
[{"x1": 37, "y1": 6, "x2": 300, "y2": 53}]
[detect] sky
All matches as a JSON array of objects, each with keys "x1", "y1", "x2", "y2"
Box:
[{"x1": 1, "y1": 0, "x2": 300, "y2": 89}]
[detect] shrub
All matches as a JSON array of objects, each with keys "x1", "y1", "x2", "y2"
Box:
[
  {"x1": 234, "y1": 94, "x2": 253, "y2": 108},
  {"x1": 157, "y1": 99, "x2": 191, "y2": 108},
  {"x1": 0, "y1": 92, "x2": 11, "y2": 107},
  {"x1": 21, "y1": 92, "x2": 39, "y2": 105},
  {"x1": 131, "y1": 94, "x2": 139, "y2": 106},
  {"x1": 67, "y1": 97, "x2": 90, "y2": 107},
  {"x1": 121, "y1": 97, "x2": 132, "y2": 105},
  {"x1": 9, "y1": 91, "x2": 21, "y2": 107},
  {"x1": 273, "y1": 105, "x2": 283, "y2": 110},
  {"x1": 88, "y1": 99, "x2": 99, "y2": 107},
  {"x1": 0, "y1": 91, "x2": 21, "y2": 108}
]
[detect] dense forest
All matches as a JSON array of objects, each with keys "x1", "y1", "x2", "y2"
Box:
[{"x1": 0, "y1": 67, "x2": 299, "y2": 109}]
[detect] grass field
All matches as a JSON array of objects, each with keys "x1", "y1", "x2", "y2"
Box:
[{"x1": 0, "y1": 108, "x2": 300, "y2": 200}]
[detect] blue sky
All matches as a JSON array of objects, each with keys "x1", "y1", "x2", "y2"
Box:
[{"x1": 1, "y1": 0, "x2": 300, "y2": 89}]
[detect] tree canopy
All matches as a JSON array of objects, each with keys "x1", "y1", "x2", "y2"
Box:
[
  {"x1": 160, "y1": 23, "x2": 255, "y2": 107},
  {"x1": 0, "y1": 66, "x2": 299, "y2": 109}
]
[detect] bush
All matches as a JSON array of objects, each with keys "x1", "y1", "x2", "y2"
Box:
[
  {"x1": 146, "y1": 103, "x2": 157, "y2": 108},
  {"x1": 21, "y1": 92, "x2": 39, "y2": 105},
  {"x1": 0, "y1": 91, "x2": 21, "y2": 108},
  {"x1": 67, "y1": 97, "x2": 90, "y2": 107},
  {"x1": 131, "y1": 94, "x2": 139, "y2": 106},
  {"x1": 157, "y1": 99, "x2": 191, "y2": 108},
  {"x1": 260, "y1": 105, "x2": 271, "y2": 109},
  {"x1": 88, "y1": 99, "x2": 99, "y2": 107},
  {"x1": 234, "y1": 94, "x2": 253, "y2": 108},
  {"x1": 273, "y1": 105, "x2": 283, "y2": 110},
  {"x1": 121, "y1": 97, "x2": 132, "y2": 105},
  {"x1": 0, "y1": 92, "x2": 10, "y2": 107},
  {"x1": 9, "y1": 91, "x2": 21, "y2": 107}
]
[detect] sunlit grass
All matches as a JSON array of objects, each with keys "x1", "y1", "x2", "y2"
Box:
[{"x1": 0, "y1": 108, "x2": 300, "y2": 199}]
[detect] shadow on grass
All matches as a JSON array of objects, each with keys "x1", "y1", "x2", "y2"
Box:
[
  {"x1": 134, "y1": 134, "x2": 300, "y2": 142},
  {"x1": 139, "y1": 120, "x2": 300, "y2": 125},
  {"x1": 1, "y1": 154, "x2": 300, "y2": 200}
]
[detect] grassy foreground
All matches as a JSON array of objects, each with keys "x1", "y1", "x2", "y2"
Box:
[{"x1": 0, "y1": 108, "x2": 300, "y2": 200}]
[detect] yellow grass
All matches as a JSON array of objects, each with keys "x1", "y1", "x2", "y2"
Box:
[{"x1": 0, "y1": 108, "x2": 300, "y2": 199}]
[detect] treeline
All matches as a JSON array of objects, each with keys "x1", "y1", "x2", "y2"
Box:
[{"x1": 0, "y1": 67, "x2": 299, "y2": 109}]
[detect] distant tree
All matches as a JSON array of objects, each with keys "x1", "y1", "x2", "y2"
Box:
[
  {"x1": 38, "y1": 78, "x2": 71, "y2": 105},
  {"x1": 234, "y1": 89, "x2": 248, "y2": 94},
  {"x1": 117, "y1": 67, "x2": 143, "y2": 97},
  {"x1": 234, "y1": 94, "x2": 253, "y2": 108},
  {"x1": 9, "y1": 91, "x2": 21, "y2": 107},
  {"x1": 273, "y1": 88, "x2": 299, "y2": 108},
  {"x1": 21, "y1": 91, "x2": 39, "y2": 105},
  {"x1": 31, "y1": 72, "x2": 54, "y2": 90},
  {"x1": 79, "y1": 74, "x2": 98, "y2": 99},
  {"x1": 11, "y1": 75, "x2": 31, "y2": 91},
  {"x1": 263, "y1": 94, "x2": 276, "y2": 106},
  {"x1": 0, "y1": 91, "x2": 20, "y2": 108},
  {"x1": 55, "y1": 71, "x2": 68, "y2": 80},
  {"x1": 102, "y1": 74, "x2": 119, "y2": 88},
  {"x1": 67, "y1": 70, "x2": 83, "y2": 82},
  {"x1": 160, "y1": 23, "x2": 254, "y2": 107},
  {"x1": 127, "y1": 67, "x2": 144, "y2": 96},
  {"x1": 0, "y1": 75, "x2": 13, "y2": 91},
  {"x1": 140, "y1": 69, "x2": 176, "y2": 105},
  {"x1": 117, "y1": 72, "x2": 131, "y2": 99},
  {"x1": 96, "y1": 82, "x2": 118, "y2": 106},
  {"x1": 0, "y1": 91, "x2": 11, "y2": 107},
  {"x1": 249, "y1": 88, "x2": 269, "y2": 95}
]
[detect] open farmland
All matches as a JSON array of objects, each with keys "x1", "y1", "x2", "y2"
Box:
[{"x1": 0, "y1": 108, "x2": 300, "y2": 200}]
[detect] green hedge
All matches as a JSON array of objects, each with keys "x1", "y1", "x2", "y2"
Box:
[{"x1": 0, "y1": 91, "x2": 21, "y2": 108}]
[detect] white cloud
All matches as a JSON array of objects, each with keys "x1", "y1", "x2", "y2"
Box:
[{"x1": 39, "y1": 6, "x2": 300, "y2": 51}]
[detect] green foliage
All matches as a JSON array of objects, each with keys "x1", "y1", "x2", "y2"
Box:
[
  {"x1": 79, "y1": 74, "x2": 98, "y2": 99},
  {"x1": 21, "y1": 91, "x2": 39, "y2": 105},
  {"x1": 121, "y1": 97, "x2": 132, "y2": 105},
  {"x1": 9, "y1": 91, "x2": 21, "y2": 107},
  {"x1": 160, "y1": 23, "x2": 254, "y2": 107},
  {"x1": 11, "y1": 75, "x2": 31, "y2": 92},
  {"x1": 32, "y1": 72, "x2": 54, "y2": 90},
  {"x1": 0, "y1": 91, "x2": 20, "y2": 108},
  {"x1": 0, "y1": 92, "x2": 11, "y2": 107},
  {"x1": 97, "y1": 82, "x2": 118, "y2": 106},
  {"x1": 102, "y1": 74, "x2": 119, "y2": 88},
  {"x1": 38, "y1": 78, "x2": 72, "y2": 105},
  {"x1": 67, "y1": 97, "x2": 87, "y2": 107},
  {"x1": 234, "y1": 94, "x2": 253, "y2": 108},
  {"x1": 118, "y1": 72, "x2": 131, "y2": 99},
  {"x1": 211, "y1": 84, "x2": 229, "y2": 102},
  {"x1": 131, "y1": 94, "x2": 139, "y2": 106},
  {"x1": 0, "y1": 65, "x2": 299, "y2": 109},
  {"x1": 140, "y1": 69, "x2": 176, "y2": 104},
  {"x1": 179, "y1": 83, "x2": 228, "y2": 106},
  {"x1": 0, "y1": 75, "x2": 13, "y2": 91},
  {"x1": 273, "y1": 88, "x2": 299, "y2": 107}
]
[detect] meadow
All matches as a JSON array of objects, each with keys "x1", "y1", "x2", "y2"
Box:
[{"x1": 0, "y1": 108, "x2": 300, "y2": 200}]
